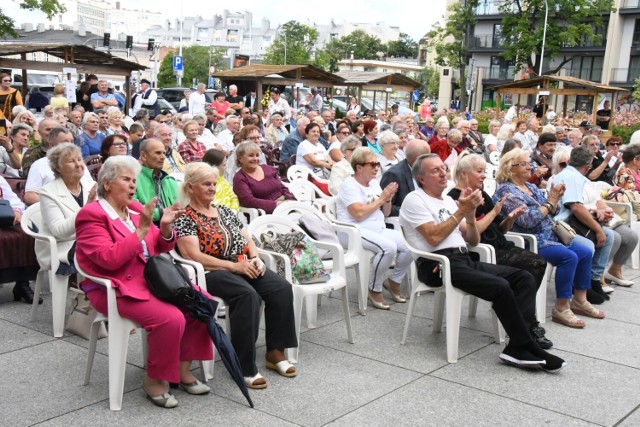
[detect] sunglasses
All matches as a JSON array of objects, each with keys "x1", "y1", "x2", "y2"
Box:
[
  {"x1": 362, "y1": 161, "x2": 381, "y2": 168},
  {"x1": 608, "y1": 142, "x2": 621, "y2": 146}
]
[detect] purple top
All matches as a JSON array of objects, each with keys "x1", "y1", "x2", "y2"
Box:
[{"x1": 233, "y1": 164, "x2": 294, "y2": 213}]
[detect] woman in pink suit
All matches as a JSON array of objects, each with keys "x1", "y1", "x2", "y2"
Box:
[{"x1": 75, "y1": 155, "x2": 213, "y2": 409}]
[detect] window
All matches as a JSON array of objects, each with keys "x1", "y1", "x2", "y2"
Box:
[
  {"x1": 570, "y1": 56, "x2": 603, "y2": 81},
  {"x1": 489, "y1": 56, "x2": 514, "y2": 80},
  {"x1": 492, "y1": 24, "x2": 503, "y2": 48},
  {"x1": 633, "y1": 19, "x2": 640, "y2": 47},
  {"x1": 630, "y1": 57, "x2": 640, "y2": 81}
]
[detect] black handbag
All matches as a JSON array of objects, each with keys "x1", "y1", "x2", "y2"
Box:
[
  {"x1": 566, "y1": 215, "x2": 598, "y2": 244},
  {"x1": 143, "y1": 254, "x2": 195, "y2": 305},
  {"x1": 0, "y1": 200, "x2": 15, "y2": 227}
]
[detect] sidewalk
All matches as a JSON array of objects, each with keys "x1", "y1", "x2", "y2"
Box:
[{"x1": 1, "y1": 265, "x2": 639, "y2": 426}]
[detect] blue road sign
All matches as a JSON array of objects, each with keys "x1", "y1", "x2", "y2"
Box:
[
  {"x1": 208, "y1": 76, "x2": 214, "y2": 89},
  {"x1": 412, "y1": 90, "x2": 420, "y2": 103},
  {"x1": 173, "y1": 55, "x2": 183, "y2": 71}
]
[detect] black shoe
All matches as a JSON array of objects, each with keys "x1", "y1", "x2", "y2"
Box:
[
  {"x1": 499, "y1": 344, "x2": 545, "y2": 368},
  {"x1": 530, "y1": 323, "x2": 553, "y2": 349},
  {"x1": 13, "y1": 281, "x2": 42, "y2": 305},
  {"x1": 591, "y1": 280, "x2": 610, "y2": 301},
  {"x1": 527, "y1": 342, "x2": 566, "y2": 372},
  {"x1": 586, "y1": 288, "x2": 606, "y2": 305}
]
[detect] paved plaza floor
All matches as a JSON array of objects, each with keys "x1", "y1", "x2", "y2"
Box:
[{"x1": 1, "y1": 264, "x2": 640, "y2": 426}]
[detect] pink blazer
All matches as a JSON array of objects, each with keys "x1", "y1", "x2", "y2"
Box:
[{"x1": 75, "y1": 199, "x2": 175, "y2": 301}]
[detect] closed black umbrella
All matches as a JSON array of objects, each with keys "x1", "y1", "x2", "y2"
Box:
[
  {"x1": 144, "y1": 255, "x2": 254, "y2": 408},
  {"x1": 186, "y1": 291, "x2": 254, "y2": 408}
]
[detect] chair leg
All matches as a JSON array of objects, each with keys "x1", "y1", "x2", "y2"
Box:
[
  {"x1": 199, "y1": 359, "x2": 214, "y2": 382},
  {"x1": 432, "y1": 291, "x2": 445, "y2": 333},
  {"x1": 51, "y1": 273, "x2": 70, "y2": 338},
  {"x1": 84, "y1": 320, "x2": 103, "y2": 385},
  {"x1": 468, "y1": 295, "x2": 479, "y2": 318},
  {"x1": 491, "y1": 310, "x2": 505, "y2": 343},
  {"x1": 536, "y1": 264, "x2": 551, "y2": 324},
  {"x1": 445, "y1": 290, "x2": 465, "y2": 363},
  {"x1": 286, "y1": 289, "x2": 304, "y2": 364},
  {"x1": 30, "y1": 270, "x2": 47, "y2": 322},
  {"x1": 357, "y1": 260, "x2": 369, "y2": 315},
  {"x1": 305, "y1": 295, "x2": 318, "y2": 329},
  {"x1": 108, "y1": 318, "x2": 135, "y2": 411},
  {"x1": 633, "y1": 236, "x2": 640, "y2": 270},
  {"x1": 401, "y1": 291, "x2": 421, "y2": 345},
  {"x1": 340, "y1": 287, "x2": 354, "y2": 344}
]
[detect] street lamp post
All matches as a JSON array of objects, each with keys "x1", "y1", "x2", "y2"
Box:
[{"x1": 539, "y1": 0, "x2": 549, "y2": 77}]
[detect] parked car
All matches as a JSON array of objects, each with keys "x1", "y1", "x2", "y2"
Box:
[
  {"x1": 156, "y1": 97, "x2": 177, "y2": 115},
  {"x1": 156, "y1": 87, "x2": 213, "y2": 109}
]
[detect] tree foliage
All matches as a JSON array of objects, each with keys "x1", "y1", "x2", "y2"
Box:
[
  {"x1": 418, "y1": 66, "x2": 440, "y2": 99},
  {"x1": 499, "y1": 0, "x2": 615, "y2": 75},
  {"x1": 324, "y1": 29, "x2": 385, "y2": 62},
  {"x1": 0, "y1": 0, "x2": 66, "y2": 37},
  {"x1": 157, "y1": 46, "x2": 227, "y2": 88},
  {"x1": 426, "y1": 0, "x2": 479, "y2": 111},
  {"x1": 386, "y1": 33, "x2": 419, "y2": 58},
  {"x1": 263, "y1": 21, "x2": 319, "y2": 65}
]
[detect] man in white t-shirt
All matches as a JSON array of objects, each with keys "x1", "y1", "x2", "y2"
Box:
[
  {"x1": 189, "y1": 83, "x2": 207, "y2": 116},
  {"x1": 217, "y1": 115, "x2": 240, "y2": 154},
  {"x1": 399, "y1": 153, "x2": 564, "y2": 371}
]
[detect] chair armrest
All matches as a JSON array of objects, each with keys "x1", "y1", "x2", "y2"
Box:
[
  {"x1": 256, "y1": 248, "x2": 293, "y2": 283},
  {"x1": 504, "y1": 233, "x2": 525, "y2": 248},
  {"x1": 385, "y1": 217, "x2": 400, "y2": 230},
  {"x1": 328, "y1": 221, "x2": 360, "y2": 252},
  {"x1": 605, "y1": 201, "x2": 633, "y2": 224},
  {"x1": 406, "y1": 247, "x2": 452, "y2": 287},
  {"x1": 505, "y1": 231, "x2": 538, "y2": 253},
  {"x1": 170, "y1": 249, "x2": 206, "y2": 287},
  {"x1": 312, "y1": 240, "x2": 346, "y2": 278},
  {"x1": 238, "y1": 207, "x2": 265, "y2": 224},
  {"x1": 468, "y1": 243, "x2": 494, "y2": 264}
]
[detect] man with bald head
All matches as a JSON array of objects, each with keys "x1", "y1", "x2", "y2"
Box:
[
  {"x1": 380, "y1": 138, "x2": 431, "y2": 216},
  {"x1": 134, "y1": 138, "x2": 179, "y2": 223},
  {"x1": 280, "y1": 116, "x2": 310, "y2": 162},
  {"x1": 154, "y1": 124, "x2": 186, "y2": 174},
  {"x1": 22, "y1": 118, "x2": 62, "y2": 177}
]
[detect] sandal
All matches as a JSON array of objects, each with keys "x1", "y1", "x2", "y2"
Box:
[
  {"x1": 244, "y1": 373, "x2": 267, "y2": 389},
  {"x1": 265, "y1": 360, "x2": 297, "y2": 378},
  {"x1": 570, "y1": 299, "x2": 605, "y2": 319},
  {"x1": 552, "y1": 307, "x2": 586, "y2": 329}
]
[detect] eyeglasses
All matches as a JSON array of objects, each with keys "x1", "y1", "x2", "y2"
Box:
[
  {"x1": 608, "y1": 142, "x2": 621, "y2": 147},
  {"x1": 511, "y1": 161, "x2": 531, "y2": 168},
  {"x1": 361, "y1": 161, "x2": 381, "y2": 168},
  {"x1": 112, "y1": 142, "x2": 127, "y2": 147},
  {"x1": 345, "y1": 148, "x2": 355, "y2": 152},
  {"x1": 339, "y1": 131, "x2": 351, "y2": 135},
  {"x1": 249, "y1": 136, "x2": 261, "y2": 141}
]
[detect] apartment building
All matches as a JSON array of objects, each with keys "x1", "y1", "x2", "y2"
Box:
[{"x1": 461, "y1": 0, "x2": 639, "y2": 111}]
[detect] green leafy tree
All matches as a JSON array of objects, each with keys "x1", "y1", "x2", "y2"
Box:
[
  {"x1": 157, "y1": 46, "x2": 227, "y2": 87},
  {"x1": 418, "y1": 66, "x2": 440, "y2": 99},
  {"x1": 633, "y1": 77, "x2": 640, "y2": 101},
  {"x1": 324, "y1": 29, "x2": 385, "y2": 62},
  {"x1": 263, "y1": 21, "x2": 318, "y2": 65},
  {"x1": 0, "y1": 0, "x2": 66, "y2": 37},
  {"x1": 426, "y1": 0, "x2": 478, "y2": 111},
  {"x1": 386, "y1": 33, "x2": 419, "y2": 58},
  {"x1": 499, "y1": 0, "x2": 615, "y2": 75}
]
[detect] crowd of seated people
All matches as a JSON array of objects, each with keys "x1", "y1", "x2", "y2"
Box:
[{"x1": 4, "y1": 88, "x2": 640, "y2": 407}]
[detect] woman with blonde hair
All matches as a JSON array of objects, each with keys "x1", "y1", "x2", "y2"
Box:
[{"x1": 50, "y1": 84, "x2": 69, "y2": 110}]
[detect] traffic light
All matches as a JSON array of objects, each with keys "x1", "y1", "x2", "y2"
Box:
[
  {"x1": 103, "y1": 32, "x2": 110, "y2": 47},
  {"x1": 126, "y1": 35, "x2": 133, "y2": 50},
  {"x1": 147, "y1": 38, "x2": 155, "y2": 51}
]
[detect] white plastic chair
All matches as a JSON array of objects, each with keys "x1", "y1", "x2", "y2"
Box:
[
  {"x1": 237, "y1": 207, "x2": 265, "y2": 226},
  {"x1": 21, "y1": 202, "x2": 70, "y2": 338},
  {"x1": 489, "y1": 150, "x2": 501, "y2": 166},
  {"x1": 399, "y1": 225, "x2": 504, "y2": 363},
  {"x1": 505, "y1": 231, "x2": 549, "y2": 323},
  {"x1": 287, "y1": 179, "x2": 330, "y2": 204},
  {"x1": 273, "y1": 201, "x2": 369, "y2": 320},
  {"x1": 76, "y1": 254, "x2": 214, "y2": 411},
  {"x1": 247, "y1": 214, "x2": 354, "y2": 363},
  {"x1": 287, "y1": 164, "x2": 313, "y2": 182}
]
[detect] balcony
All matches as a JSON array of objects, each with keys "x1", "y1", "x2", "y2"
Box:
[
  {"x1": 610, "y1": 68, "x2": 640, "y2": 83},
  {"x1": 487, "y1": 66, "x2": 515, "y2": 81},
  {"x1": 621, "y1": 0, "x2": 640, "y2": 8},
  {"x1": 475, "y1": 0, "x2": 504, "y2": 15},
  {"x1": 469, "y1": 34, "x2": 504, "y2": 49}
]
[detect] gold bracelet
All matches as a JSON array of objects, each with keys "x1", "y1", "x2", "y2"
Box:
[{"x1": 450, "y1": 215, "x2": 460, "y2": 225}]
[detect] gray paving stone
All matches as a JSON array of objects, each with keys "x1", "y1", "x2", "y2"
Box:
[
  {"x1": 0, "y1": 317, "x2": 54, "y2": 354},
  {"x1": 0, "y1": 339, "x2": 143, "y2": 426},
  {"x1": 326, "y1": 376, "x2": 598, "y2": 427},
  {"x1": 618, "y1": 406, "x2": 640, "y2": 426},
  {"x1": 210, "y1": 341, "x2": 421, "y2": 427},
  {"x1": 301, "y1": 307, "x2": 496, "y2": 374},
  {"x1": 432, "y1": 346, "x2": 640, "y2": 426}
]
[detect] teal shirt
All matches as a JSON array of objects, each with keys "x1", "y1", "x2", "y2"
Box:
[{"x1": 134, "y1": 166, "x2": 178, "y2": 222}]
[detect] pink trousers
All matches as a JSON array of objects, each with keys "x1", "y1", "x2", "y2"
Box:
[{"x1": 87, "y1": 286, "x2": 214, "y2": 383}]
